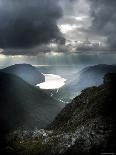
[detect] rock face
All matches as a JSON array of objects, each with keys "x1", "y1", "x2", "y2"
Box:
[
  {"x1": 1, "y1": 64, "x2": 45, "y2": 85},
  {"x1": 6, "y1": 73, "x2": 116, "y2": 155},
  {"x1": 104, "y1": 73, "x2": 116, "y2": 90},
  {"x1": 0, "y1": 72, "x2": 64, "y2": 138}
]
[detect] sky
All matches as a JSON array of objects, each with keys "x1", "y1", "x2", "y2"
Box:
[{"x1": 0, "y1": 0, "x2": 116, "y2": 56}]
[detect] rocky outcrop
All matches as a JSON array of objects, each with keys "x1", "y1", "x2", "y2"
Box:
[{"x1": 4, "y1": 73, "x2": 116, "y2": 155}]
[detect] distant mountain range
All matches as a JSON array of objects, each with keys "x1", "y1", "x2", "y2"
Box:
[
  {"x1": 0, "y1": 71, "x2": 64, "y2": 137},
  {"x1": 53, "y1": 64, "x2": 116, "y2": 102},
  {"x1": 1, "y1": 64, "x2": 45, "y2": 85}
]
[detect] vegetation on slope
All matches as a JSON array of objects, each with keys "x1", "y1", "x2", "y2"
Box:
[
  {"x1": 0, "y1": 71, "x2": 63, "y2": 137},
  {"x1": 4, "y1": 73, "x2": 116, "y2": 155}
]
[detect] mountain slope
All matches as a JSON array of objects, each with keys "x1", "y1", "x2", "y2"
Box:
[
  {"x1": 0, "y1": 71, "x2": 64, "y2": 136},
  {"x1": 1, "y1": 64, "x2": 45, "y2": 85},
  {"x1": 47, "y1": 73, "x2": 116, "y2": 154},
  {"x1": 6, "y1": 73, "x2": 116, "y2": 155},
  {"x1": 54, "y1": 64, "x2": 116, "y2": 102}
]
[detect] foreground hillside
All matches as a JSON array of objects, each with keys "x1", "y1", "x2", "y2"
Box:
[
  {"x1": 5, "y1": 73, "x2": 116, "y2": 155},
  {"x1": 0, "y1": 72, "x2": 64, "y2": 138}
]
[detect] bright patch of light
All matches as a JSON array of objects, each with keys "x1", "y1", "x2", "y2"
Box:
[
  {"x1": 0, "y1": 54, "x2": 6, "y2": 59},
  {"x1": 59, "y1": 24, "x2": 77, "y2": 34},
  {"x1": 36, "y1": 74, "x2": 66, "y2": 89},
  {"x1": 46, "y1": 51, "x2": 63, "y2": 56},
  {"x1": 74, "y1": 16, "x2": 89, "y2": 21},
  {"x1": 0, "y1": 54, "x2": 24, "y2": 59},
  {"x1": 49, "y1": 43, "x2": 57, "y2": 48}
]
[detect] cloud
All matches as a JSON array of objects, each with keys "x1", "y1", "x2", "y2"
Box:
[
  {"x1": 0, "y1": 0, "x2": 64, "y2": 50},
  {"x1": 89, "y1": 0, "x2": 116, "y2": 49},
  {"x1": 58, "y1": 0, "x2": 91, "y2": 41},
  {"x1": 60, "y1": 0, "x2": 90, "y2": 17},
  {"x1": 2, "y1": 43, "x2": 69, "y2": 56},
  {"x1": 59, "y1": 0, "x2": 78, "y2": 16}
]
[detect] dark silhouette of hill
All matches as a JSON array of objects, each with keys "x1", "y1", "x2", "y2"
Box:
[
  {"x1": 0, "y1": 71, "x2": 64, "y2": 137},
  {"x1": 1, "y1": 64, "x2": 45, "y2": 85},
  {"x1": 6, "y1": 73, "x2": 116, "y2": 155}
]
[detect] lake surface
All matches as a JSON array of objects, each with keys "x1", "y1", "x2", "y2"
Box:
[{"x1": 36, "y1": 74, "x2": 66, "y2": 89}]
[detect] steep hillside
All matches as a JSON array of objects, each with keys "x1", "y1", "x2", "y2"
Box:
[
  {"x1": 1, "y1": 64, "x2": 45, "y2": 85},
  {"x1": 54, "y1": 64, "x2": 116, "y2": 102},
  {"x1": 5, "y1": 73, "x2": 116, "y2": 155},
  {"x1": 0, "y1": 72, "x2": 64, "y2": 137}
]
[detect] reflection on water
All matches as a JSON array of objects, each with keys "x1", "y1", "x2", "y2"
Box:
[{"x1": 36, "y1": 74, "x2": 66, "y2": 89}]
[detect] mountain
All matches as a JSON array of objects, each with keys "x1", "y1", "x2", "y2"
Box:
[
  {"x1": 1, "y1": 64, "x2": 45, "y2": 85},
  {"x1": 0, "y1": 71, "x2": 64, "y2": 137},
  {"x1": 74, "y1": 64, "x2": 116, "y2": 86},
  {"x1": 7, "y1": 73, "x2": 116, "y2": 155},
  {"x1": 53, "y1": 64, "x2": 116, "y2": 102}
]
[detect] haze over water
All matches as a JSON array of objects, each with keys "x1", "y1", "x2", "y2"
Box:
[{"x1": 1, "y1": 52, "x2": 116, "y2": 73}]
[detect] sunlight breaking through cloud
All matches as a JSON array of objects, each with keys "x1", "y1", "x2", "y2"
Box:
[{"x1": 58, "y1": 24, "x2": 78, "y2": 34}]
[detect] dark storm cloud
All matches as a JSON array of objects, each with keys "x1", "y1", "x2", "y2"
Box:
[
  {"x1": 89, "y1": 0, "x2": 116, "y2": 49},
  {"x1": 0, "y1": 0, "x2": 64, "y2": 50}
]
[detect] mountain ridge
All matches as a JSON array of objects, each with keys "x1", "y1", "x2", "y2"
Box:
[
  {"x1": 1, "y1": 64, "x2": 45, "y2": 85},
  {"x1": 53, "y1": 64, "x2": 116, "y2": 102}
]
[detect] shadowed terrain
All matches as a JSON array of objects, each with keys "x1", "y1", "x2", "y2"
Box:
[
  {"x1": 1, "y1": 64, "x2": 45, "y2": 85},
  {"x1": 53, "y1": 64, "x2": 116, "y2": 102},
  {"x1": 0, "y1": 71, "x2": 64, "y2": 138},
  {"x1": 4, "y1": 73, "x2": 116, "y2": 155}
]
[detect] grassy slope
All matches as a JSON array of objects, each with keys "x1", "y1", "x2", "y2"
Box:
[
  {"x1": 6, "y1": 80, "x2": 116, "y2": 155},
  {"x1": 0, "y1": 71, "x2": 64, "y2": 134}
]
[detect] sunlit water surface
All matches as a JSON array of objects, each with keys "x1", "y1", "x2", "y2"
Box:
[{"x1": 36, "y1": 74, "x2": 66, "y2": 89}]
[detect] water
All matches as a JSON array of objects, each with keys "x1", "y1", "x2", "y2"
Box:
[
  {"x1": 1, "y1": 52, "x2": 116, "y2": 81},
  {"x1": 0, "y1": 52, "x2": 116, "y2": 103},
  {"x1": 36, "y1": 74, "x2": 66, "y2": 89}
]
